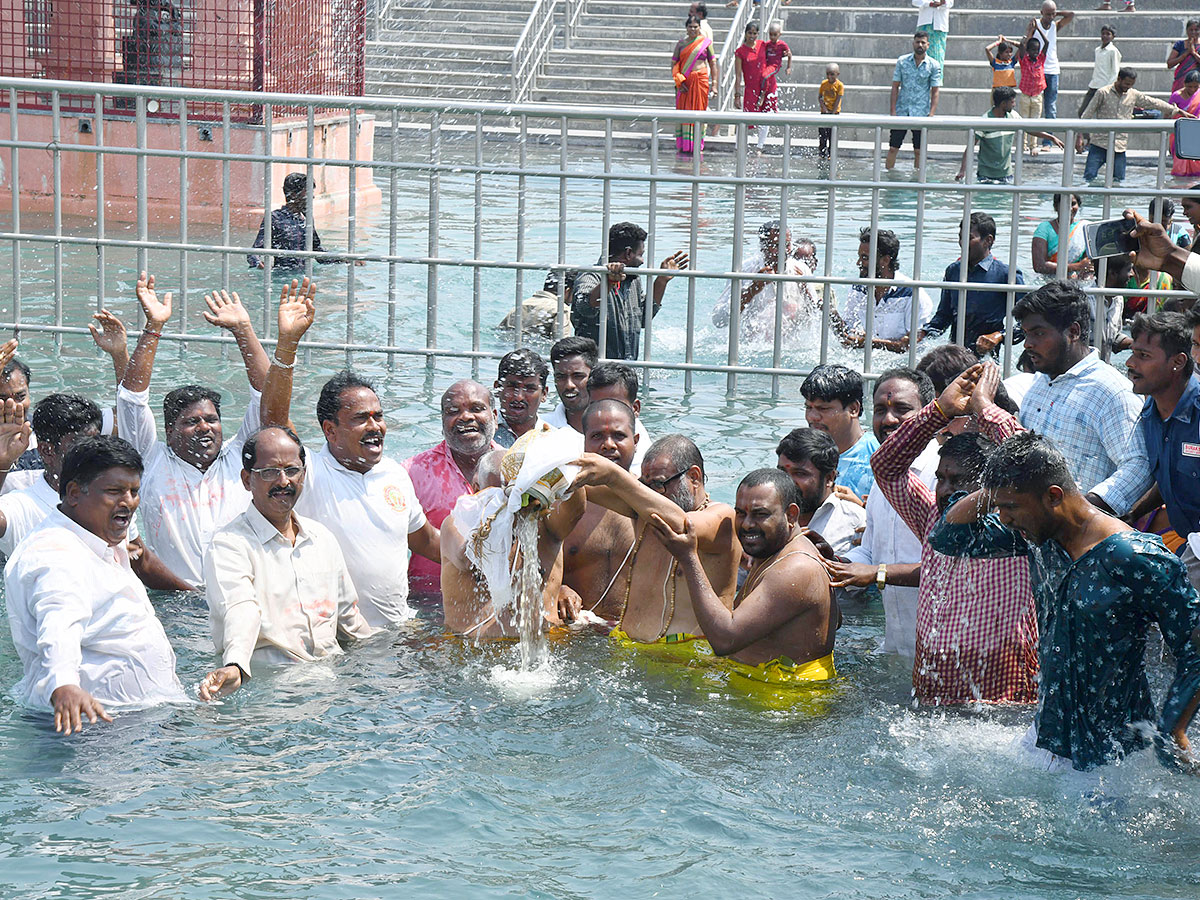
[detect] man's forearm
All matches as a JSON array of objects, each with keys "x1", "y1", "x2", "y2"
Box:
[
  {"x1": 677, "y1": 548, "x2": 736, "y2": 648},
  {"x1": 231, "y1": 324, "x2": 270, "y2": 392},
  {"x1": 121, "y1": 329, "x2": 161, "y2": 393},
  {"x1": 261, "y1": 338, "x2": 298, "y2": 428},
  {"x1": 132, "y1": 548, "x2": 194, "y2": 592}
]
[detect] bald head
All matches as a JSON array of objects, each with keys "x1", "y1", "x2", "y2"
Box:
[
  {"x1": 1040, "y1": 0, "x2": 1056, "y2": 17},
  {"x1": 441, "y1": 379, "x2": 496, "y2": 457},
  {"x1": 472, "y1": 449, "x2": 506, "y2": 491}
]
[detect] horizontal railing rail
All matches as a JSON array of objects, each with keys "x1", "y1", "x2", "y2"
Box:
[{"x1": 0, "y1": 76, "x2": 1184, "y2": 395}]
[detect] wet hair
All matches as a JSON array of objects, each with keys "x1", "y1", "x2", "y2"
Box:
[
  {"x1": 969, "y1": 211, "x2": 996, "y2": 243},
  {"x1": 759, "y1": 220, "x2": 783, "y2": 241},
  {"x1": 282, "y1": 172, "x2": 310, "y2": 200},
  {"x1": 581, "y1": 398, "x2": 635, "y2": 433},
  {"x1": 31, "y1": 393, "x2": 102, "y2": 447},
  {"x1": 875, "y1": 366, "x2": 935, "y2": 406},
  {"x1": 1, "y1": 357, "x2": 30, "y2": 385},
  {"x1": 1051, "y1": 192, "x2": 1081, "y2": 211},
  {"x1": 1117, "y1": 67, "x2": 1136, "y2": 82},
  {"x1": 1013, "y1": 279, "x2": 1093, "y2": 335},
  {"x1": 686, "y1": 13, "x2": 701, "y2": 26},
  {"x1": 980, "y1": 431, "x2": 1077, "y2": 497},
  {"x1": 992, "y1": 86, "x2": 1016, "y2": 106},
  {"x1": 858, "y1": 227, "x2": 901, "y2": 267},
  {"x1": 914, "y1": 345, "x2": 1020, "y2": 414},
  {"x1": 644, "y1": 434, "x2": 705, "y2": 479},
  {"x1": 775, "y1": 427, "x2": 839, "y2": 477},
  {"x1": 587, "y1": 361, "x2": 638, "y2": 404},
  {"x1": 59, "y1": 435, "x2": 142, "y2": 499},
  {"x1": 800, "y1": 364, "x2": 864, "y2": 412},
  {"x1": 1130, "y1": 311, "x2": 1194, "y2": 377},
  {"x1": 497, "y1": 348, "x2": 549, "y2": 388},
  {"x1": 550, "y1": 336, "x2": 597, "y2": 369},
  {"x1": 939, "y1": 432, "x2": 995, "y2": 483},
  {"x1": 316, "y1": 370, "x2": 377, "y2": 425},
  {"x1": 608, "y1": 222, "x2": 647, "y2": 258},
  {"x1": 794, "y1": 237, "x2": 818, "y2": 265},
  {"x1": 163, "y1": 385, "x2": 221, "y2": 431},
  {"x1": 241, "y1": 424, "x2": 306, "y2": 473},
  {"x1": 738, "y1": 467, "x2": 802, "y2": 511}
]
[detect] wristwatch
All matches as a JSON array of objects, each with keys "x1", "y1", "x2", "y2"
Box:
[{"x1": 876, "y1": 563, "x2": 887, "y2": 590}]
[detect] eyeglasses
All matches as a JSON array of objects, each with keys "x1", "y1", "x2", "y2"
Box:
[
  {"x1": 250, "y1": 465, "x2": 304, "y2": 481},
  {"x1": 641, "y1": 468, "x2": 689, "y2": 492}
]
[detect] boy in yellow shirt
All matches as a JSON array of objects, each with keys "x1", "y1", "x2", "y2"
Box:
[{"x1": 818, "y1": 63, "x2": 844, "y2": 159}]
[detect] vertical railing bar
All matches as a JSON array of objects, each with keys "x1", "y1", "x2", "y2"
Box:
[
  {"x1": 910, "y1": 124, "x2": 937, "y2": 367},
  {"x1": 819, "y1": 123, "x2": 837, "y2": 366},
  {"x1": 51, "y1": 91, "x2": 62, "y2": 351},
  {"x1": 727, "y1": 122, "x2": 746, "y2": 395},
  {"x1": 684, "y1": 121, "x2": 700, "y2": 393},
  {"x1": 305, "y1": 106, "x2": 316, "y2": 282},
  {"x1": 514, "y1": 113, "x2": 527, "y2": 349},
  {"x1": 863, "y1": 127, "x2": 881, "y2": 380},
  {"x1": 9, "y1": 90, "x2": 20, "y2": 330},
  {"x1": 555, "y1": 115, "x2": 568, "y2": 342},
  {"x1": 387, "y1": 107, "x2": 399, "y2": 367},
  {"x1": 1097, "y1": 128, "x2": 1116, "y2": 351},
  {"x1": 136, "y1": 94, "x2": 148, "y2": 294},
  {"x1": 1003, "y1": 140, "x2": 1023, "y2": 377},
  {"x1": 345, "y1": 104, "x2": 358, "y2": 360},
  {"x1": 472, "y1": 112, "x2": 483, "y2": 380},
  {"x1": 427, "y1": 110, "x2": 441, "y2": 362},
  {"x1": 955, "y1": 131, "x2": 972, "y2": 349},
  {"x1": 178, "y1": 97, "x2": 189, "y2": 346},
  {"x1": 94, "y1": 93, "x2": 105, "y2": 316},
  {"x1": 221, "y1": 101, "x2": 231, "y2": 290},
  {"x1": 771, "y1": 123, "x2": 789, "y2": 398},
  {"x1": 261, "y1": 102, "x2": 274, "y2": 334},
  {"x1": 598, "y1": 117, "x2": 612, "y2": 359},
  {"x1": 643, "y1": 115, "x2": 659, "y2": 392}
]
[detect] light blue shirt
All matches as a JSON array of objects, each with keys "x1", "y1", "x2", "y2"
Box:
[
  {"x1": 892, "y1": 53, "x2": 942, "y2": 117},
  {"x1": 836, "y1": 430, "x2": 880, "y2": 499}
]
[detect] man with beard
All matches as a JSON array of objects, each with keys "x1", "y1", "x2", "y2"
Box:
[
  {"x1": 199, "y1": 426, "x2": 376, "y2": 699},
  {"x1": 871, "y1": 362, "x2": 1038, "y2": 705},
  {"x1": 559, "y1": 398, "x2": 637, "y2": 621},
  {"x1": 572, "y1": 434, "x2": 740, "y2": 650},
  {"x1": 933, "y1": 432, "x2": 1200, "y2": 772},
  {"x1": 823, "y1": 367, "x2": 935, "y2": 658},
  {"x1": 648, "y1": 467, "x2": 838, "y2": 685},
  {"x1": 403, "y1": 379, "x2": 502, "y2": 594},
  {"x1": 5, "y1": 436, "x2": 194, "y2": 734},
  {"x1": 260, "y1": 288, "x2": 440, "y2": 626},
  {"x1": 118, "y1": 271, "x2": 273, "y2": 587},
  {"x1": 775, "y1": 427, "x2": 865, "y2": 556},
  {"x1": 494, "y1": 348, "x2": 553, "y2": 448}
]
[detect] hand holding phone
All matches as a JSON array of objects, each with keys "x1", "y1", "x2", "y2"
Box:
[{"x1": 1083, "y1": 219, "x2": 1139, "y2": 260}]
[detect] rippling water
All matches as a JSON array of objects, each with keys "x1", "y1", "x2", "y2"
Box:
[{"x1": 0, "y1": 141, "x2": 1197, "y2": 897}]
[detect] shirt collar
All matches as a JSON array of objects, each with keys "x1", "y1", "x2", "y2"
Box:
[
  {"x1": 1052, "y1": 348, "x2": 1101, "y2": 382},
  {"x1": 971, "y1": 254, "x2": 997, "y2": 273},
  {"x1": 46, "y1": 507, "x2": 129, "y2": 564},
  {"x1": 1141, "y1": 372, "x2": 1200, "y2": 424},
  {"x1": 244, "y1": 500, "x2": 308, "y2": 547}
]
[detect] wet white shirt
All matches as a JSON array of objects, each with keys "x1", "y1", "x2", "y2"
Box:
[
  {"x1": 845, "y1": 437, "x2": 940, "y2": 658},
  {"x1": 295, "y1": 446, "x2": 427, "y2": 627},
  {"x1": 117, "y1": 384, "x2": 261, "y2": 588},
  {"x1": 5, "y1": 509, "x2": 187, "y2": 710},
  {"x1": 543, "y1": 401, "x2": 653, "y2": 475},
  {"x1": 806, "y1": 491, "x2": 867, "y2": 557},
  {"x1": 204, "y1": 504, "x2": 375, "y2": 675},
  {"x1": 0, "y1": 476, "x2": 139, "y2": 557}
]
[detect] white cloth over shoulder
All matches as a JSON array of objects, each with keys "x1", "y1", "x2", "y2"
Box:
[
  {"x1": 5, "y1": 509, "x2": 187, "y2": 710},
  {"x1": 451, "y1": 427, "x2": 584, "y2": 617}
]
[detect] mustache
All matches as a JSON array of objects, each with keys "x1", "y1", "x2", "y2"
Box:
[{"x1": 268, "y1": 485, "x2": 297, "y2": 498}]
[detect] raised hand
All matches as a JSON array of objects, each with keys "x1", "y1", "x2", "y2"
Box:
[
  {"x1": 202, "y1": 289, "x2": 252, "y2": 332},
  {"x1": 88, "y1": 309, "x2": 127, "y2": 357},
  {"x1": 135, "y1": 271, "x2": 172, "y2": 328},
  {"x1": 937, "y1": 362, "x2": 984, "y2": 418},
  {"x1": 969, "y1": 361, "x2": 1001, "y2": 416},
  {"x1": 0, "y1": 337, "x2": 16, "y2": 374},
  {"x1": 660, "y1": 250, "x2": 689, "y2": 274},
  {"x1": 0, "y1": 397, "x2": 31, "y2": 470},
  {"x1": 277, "y1": 277, "x2": 316, "y2": 344},
  {"x1": 648, "y1": 511, "x2": 698, "y2": 560}
]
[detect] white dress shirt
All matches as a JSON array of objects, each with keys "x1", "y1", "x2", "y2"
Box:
[
  {"x1": 806, "y1": 491, "x2": 868, "y2": 557},
  {"x1": 544, "y1": 401, "x2": 653, "y2": 475},
  {"x1": 294, "y1": 446, "x2": 427, "y2": 627},
  {"x1": 117, "y1": 385, "x2": 261, "y2": 587},
  {"x1": 5, "y1": 509, "x2": 187, "y2": 710},
  {"x1": 839, "y1": 272, "x2": 934, "y2": 341},
  {"x1": 845, "y1": 437, "x2": 940, "y2": 658},
  {"x1": 204, "y1": 504, "x2": 375, "y2": 675},
  {"x1": 913, "y1": 0, "x2": 953, "y2": 32},
  {"x1": 0, "y1": 476, "x2": 139, "y2": 557}
]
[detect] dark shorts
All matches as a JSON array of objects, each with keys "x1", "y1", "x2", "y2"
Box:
[{"x1": 888, "y1": 128, "x2": 923, "y2": 150}]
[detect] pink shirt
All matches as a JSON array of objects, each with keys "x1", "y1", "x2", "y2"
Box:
[{"x1": 402, "y1": 439, "x2": 500, "y2": 593}]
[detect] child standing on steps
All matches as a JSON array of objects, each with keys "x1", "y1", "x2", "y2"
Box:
[
  {"x1": 1017, "y1": 36, "x2": 1048, "y2": 156},
  {"x1": 985, "y1": 36, "x2": 1017, "y2": 88},
  {"x1": 818, "y1": 62, "x2": 844, "y2": 160}
]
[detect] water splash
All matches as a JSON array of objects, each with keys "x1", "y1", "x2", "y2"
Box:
[{"x1": 511, "y1": 508, "x2": 548, "y2": 672}]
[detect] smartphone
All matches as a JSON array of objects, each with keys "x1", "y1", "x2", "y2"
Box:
[
  {"x1": 1176, "y1": 117, "x2": 1200, "y2": 160},
  {"x1": 1083, "y1": 218, "x2": 1139, "y2": 260}
]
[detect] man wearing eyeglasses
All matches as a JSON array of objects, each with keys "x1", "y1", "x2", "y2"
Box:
[{"x1": 199, "y1": 425, "x2": 376, "y2": 700}]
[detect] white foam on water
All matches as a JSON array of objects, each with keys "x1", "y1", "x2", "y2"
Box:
[{"x1": 487, "y1": 660, "x2": 560, "y2": 700}]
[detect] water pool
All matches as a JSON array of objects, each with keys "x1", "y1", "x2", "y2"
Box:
[{"x1": 0, "y1": 140, "x2": 1197, "y2": 897}]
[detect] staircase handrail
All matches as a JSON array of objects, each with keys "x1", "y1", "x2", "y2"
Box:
[
  {"x1": 718, "y1": 0, "x2": 783, "y2": 111},
  {"x1": 564, "y1": 0, "x2": 586, "y2": 51},
  {"x1": 511, "y1": 0, "x2": 558, "y2": 102}
]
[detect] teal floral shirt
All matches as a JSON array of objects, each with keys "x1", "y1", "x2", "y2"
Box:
[{"x1": 930, "y1": 499, "x2": 1200, "y2": 771}]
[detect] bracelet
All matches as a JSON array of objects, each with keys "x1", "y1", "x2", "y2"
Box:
[
  {"x1": 143, "y1": 328, "x2": 162, "y2": 339},
  {"x1": 931, "y1": 397, "x2": 949, "y2": 419},
  {"x1": 876, "y1": 563, "x2": 887, "y2": 590},
  {"x1": 271, "y1": 354, "x2": 295, "y2": 370}
]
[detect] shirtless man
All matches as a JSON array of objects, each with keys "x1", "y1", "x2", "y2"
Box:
[
  {"x1": 561, "y1": 398, "x2": 637, "y2": 620},
  {"x1": 649, "y1": 467, "x2": 837, "y2": 679},
  {"x1": 441, "y1": 450, "x2": 582, "y2": 637},
  {"x1": 572, "y1": 434, "x2": 740, "y2": 644}
]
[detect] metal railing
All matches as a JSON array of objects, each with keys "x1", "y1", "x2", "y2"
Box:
[
  {"x1": 563, "y1": 0, "x2": 587, "y2": 51},
  {"x1": 511, "y1": 0, "x2": 558, "y2": 103},
  {"x1": 0, "y1": 76, "x2": 1186, "y2": 397},
  {"x1": 718, "y1": 0, "x2": 782, "y2": 113}
]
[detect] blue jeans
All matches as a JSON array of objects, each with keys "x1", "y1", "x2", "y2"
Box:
[
  {"x1": 1084, "y1": 144, "x2": 1126, "y2": 181},
  {"x1": 1041, "y1": 72, "x2": 1059, "y2": 144}
]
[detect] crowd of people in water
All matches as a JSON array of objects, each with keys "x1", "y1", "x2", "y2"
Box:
[{"x1": 3, "y1": 201, "x2": 1200, "y2": 779}]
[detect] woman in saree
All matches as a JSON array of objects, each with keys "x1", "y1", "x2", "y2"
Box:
[
  {"x1": 734, "y1": 22, "x2": 765, "y2": 117},
  {"x1": 1167, "y1": 20, "x2": 1200, "y2": 93},
  {"x1": 673, "y1": 16, "x2": 718, "y2": 154},
  {"x1": 1171, "y1": 70, "x2": 1200, "y2": 176},
  {"x1": 1031, "y1": 192, "x2": 1093, "y2": 282}
]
